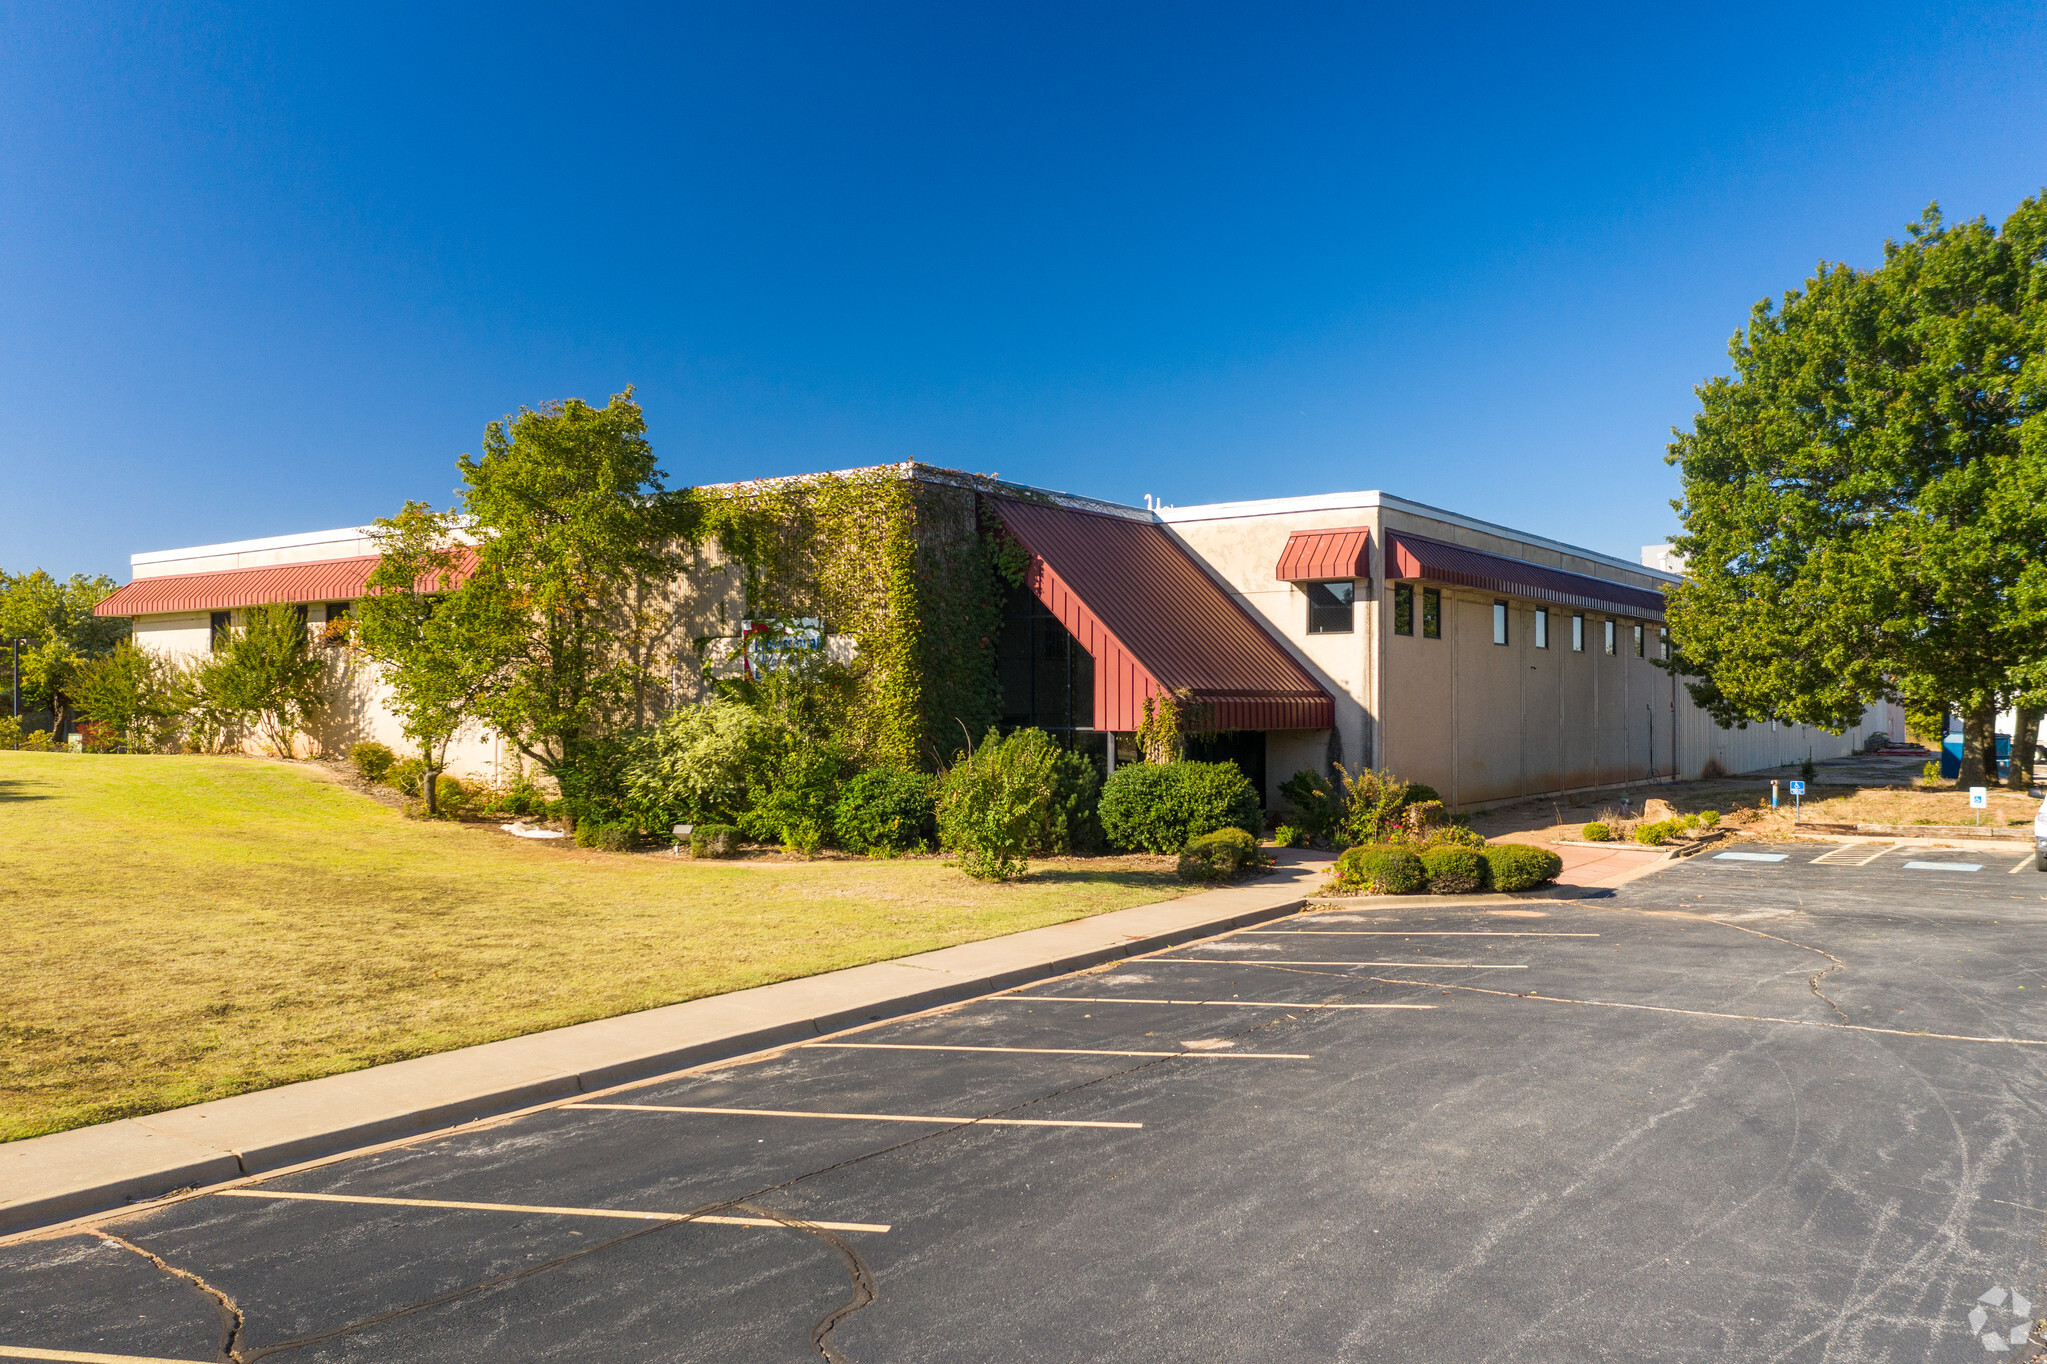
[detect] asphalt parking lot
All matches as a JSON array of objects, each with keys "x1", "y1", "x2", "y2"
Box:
[{"x1": 7, "y1": 841, "x2": 2047, "y2": 1363}]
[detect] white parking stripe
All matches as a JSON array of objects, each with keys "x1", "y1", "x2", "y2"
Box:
[
  {"x1": 806, "y1": 1042, "x2": 1309, "y2": 1059},
  {"x1": 1001, "y1": 995, "x2": 1434, "y2": 1010},
  {"x1": 2013, "y1": 856, "x2": 2036, "y2": 874},
  {"x1": 1243, "y1": 930, "x2": 1597, "y2": 938},
  {"x1": 1903, "y1": 861, "x2": 1982, "y2": 872},
  {"x1": 1149, "y1": 958, "x2": 1525, "y2": 969},
  {"x1": 214, "y1": 1188, "x2": 890, "y2": 1233},
  {"x1": 1715, "y1": 852, "x2": 1788, "y2": 863},
  {"x1": 573, "y1": 1103, "x2": 1141, "y2": 1129},
  {"x1": 1850, "y1": 843, "x2": 1900, "y2": 866},
  {"x1": 0, "y1": 1349, "x2": 210, "y2": 1364}
]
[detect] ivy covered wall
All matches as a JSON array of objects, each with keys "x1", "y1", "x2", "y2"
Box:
[{"x1": 687, "y1": 463, "x2": 1016, "y2": 769}]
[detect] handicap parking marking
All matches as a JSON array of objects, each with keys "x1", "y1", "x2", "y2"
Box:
[
  {"x1": 1714, "y1": 852, "x2": 1788, "y2": 863},
  {"x1": 1902, "y1": 860, "x2": 1983, "y2": 873},
  {"x1": 214, "y1": 1187, "x2": 891, "y2": 1233},
  {"x1": 1809, "y1": 841, "x2": 1900, "y2": 866}
]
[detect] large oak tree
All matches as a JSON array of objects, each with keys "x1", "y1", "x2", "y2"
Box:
[{"x1": 1665, "y1": 199, "x2": 2047, "y2": 787}]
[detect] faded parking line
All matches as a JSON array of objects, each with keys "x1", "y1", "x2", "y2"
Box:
[
  {"x1": 804, "y1": 1042, "x2": 1310, "y2": 1059},
  {"x1": 0, "y1": 1348, "x2": 213, "y2": 1364},
  {"x1": 1148, "y1": 958, "x2": 1526, "y2": 969},
  {"x1": 998, "y1": 995, "x2": 1434, "y2": 1011},
  {"x1": 213, "y1": 1188, "x2": 891, "y2": 1234},
  {"x1": 573, "y1": 1103, "x2": 1141, "y2": 1129}
]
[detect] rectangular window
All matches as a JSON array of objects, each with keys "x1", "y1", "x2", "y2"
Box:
[
  {"x1": 209, "y1": 611, "x2": 232, "y2": 652},
  {"x1": 1306, "y1": 581, "x2": 1355, "y2": 634},
  {"x1": 1392, "y1": 583, "x2": 1414, "y2": 636},
  {"x1": 1492, "y1": 601, "x2": 1509, "y2": 645},
  {"x1": 323, "y1": 601, "x2": 351, "y2": 623},
  {"x1": 1534, "y1": 609, "x2": 1549, "y2": 649},
  {"x1": 1659, "y1": 627, "x2": 1670, "y2": 661},
  {"x1": 1633, "y1": 623, "x2": 1645, "y2": 657},
  {"x1": 1422, "y1": 588, "x2": 1441, "y2": 639},
  {"x1": 1604, "y1": 619, "x2": 1617, "y2": 655},
  {"x1": 1571, "y1": 614, "x2": 1584, "y2": 651}
]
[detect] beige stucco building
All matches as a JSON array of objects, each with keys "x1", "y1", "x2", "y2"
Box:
[{"x1": 95, "y1": 464, "x2": 1897, "y2": 808}]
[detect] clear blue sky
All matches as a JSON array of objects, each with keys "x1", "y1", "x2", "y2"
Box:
[{"x1": 4, "y1": 3, "x2": 2045, "y2": 581}]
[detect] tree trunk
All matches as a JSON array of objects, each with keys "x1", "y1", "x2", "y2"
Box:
[
  {"x1": 2010, "y1": 705, "x2": 2044, "y2": 790},
  {"x1": 423, "y1": 762, "x2": 440, "y2": 815},
  {"x1": 1959, "y1": 705, "x2": 1997, "y2": 788}
]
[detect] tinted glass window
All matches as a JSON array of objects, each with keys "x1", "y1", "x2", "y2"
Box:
[
  {"x1": 996, "y1": 579, "x2": 1094, "y2": 740},
  {"x1": 1306, "y1": 581, "x2": 1354, "y2": 634},
  {"x1": 1633, "y1": 623, "x2": 1645, "y2": 657},
  {"x1": 1604, "y1": 620, "x2": 1617, "y2": 655},
  {"x1": 1422, "y1": 589, "x2": 1441, "y2": 639},
  {"x1": 1393, "y1": 583, "x2": 1413, "y2": 636},
  {"x1": 1571, "y1": 614, "x2": 1584, "y2": 651},
  {"x1": 1492, "y1": 601, "x2": 1508, "y2": 645},
  {"x1": 210, "y1": 611, "x2": 231, "y2": 652},
  {"x1": 1534, "y1": 609, "x2": 1548, "y2": 649}
]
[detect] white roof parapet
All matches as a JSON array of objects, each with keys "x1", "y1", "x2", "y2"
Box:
[
  {"x1": 1154, "y1": 489, "x2": 1684, "y2": 585},
  {"x1": 131, "y1": 526, "x2": 376, "y2": 568}
]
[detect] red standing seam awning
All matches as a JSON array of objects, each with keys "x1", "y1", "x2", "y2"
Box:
[
  {"x1": 1386, "y1": 531, "x2": 1666, "y2": 619},
  {"x1": 992, "y1": 498, "x2": 1335, "y2": 732},
  {"x1": 1274, "y1": 527, "x2": 1372, "y2": 582},
  {"x1": 93, "y1": 551, "x2": 476, "y2": 617}
]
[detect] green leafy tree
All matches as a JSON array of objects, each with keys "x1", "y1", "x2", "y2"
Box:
[
  {"x1": 192, "y1": 603, "x2": 327, "y2": 756},
  {"x1": 1665, "y1": 199, "x2": 2047, "y2": 786},
  {"x1": 453, "y1": 390, "x2": 699, "y2": 822},
  {"x1": 357, "y1": 502, "x2": 497, "y2": 815},
  {"x1": 0, "y1": 570, "x2": 126, "y2": 730},
  {"x1": 70, "y1": 641, "x2": 190, "y2": 751}
]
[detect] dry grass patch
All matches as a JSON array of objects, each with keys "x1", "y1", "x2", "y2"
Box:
[{"x1": 0, "y1": 752, "x2": 1184, "y2": 1142}]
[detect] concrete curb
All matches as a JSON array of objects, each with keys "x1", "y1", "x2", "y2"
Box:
[{"x1": 0, "y1": 855, "x2": 1333, "y2": 1238}]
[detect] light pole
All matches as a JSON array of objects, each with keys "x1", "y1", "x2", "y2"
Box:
[{"x1": 9, "y1": 638, "x2": 20, "y2": 720}]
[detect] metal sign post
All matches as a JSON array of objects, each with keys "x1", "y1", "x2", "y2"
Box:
[
  {"x1": 1970, "y1": 786, "x2": 1988, "y2": 825},
  {"x1": 1789, "y1": 779, "x2": 1805, "y2": 821}
]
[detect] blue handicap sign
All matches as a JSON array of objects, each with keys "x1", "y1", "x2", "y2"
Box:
[{"x1": 1788, "y1": 780, "x2": 1806, "y2": 795}]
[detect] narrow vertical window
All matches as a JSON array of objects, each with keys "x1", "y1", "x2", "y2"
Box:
[
  {"x1": 1659, "y1": 627, "x2": 1670, "y2": 661},
  {"x1": 1534, "y1": 609, "x2": 1549, "y2": 649},
  {"x1": 210, "y1": 611, "x2": 232, "y2": 652},
  {"x1": 1571, "y1": 614, "x2": 1584, "y2": 652},
  {"x1": 1633, "y1": 623, "x2": 1644, "y2": 657},
  {"x1": 1393, "y1": 583, "x2": 1414, "y2": 636},
  {"x1": 1306, "y1": 581, "x2": 1355, "y2": 634},
  {"x1": 1492, "y1": 601, "x2": 1509, "y2": 645},
  {"x1": 1604, "y1": 619, "x2": 1617, "y2": 655},
  {"x1": 1422, "y1": 588, "x2": 1441, "y2": 639}
]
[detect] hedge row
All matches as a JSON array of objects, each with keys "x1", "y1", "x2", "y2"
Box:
[{"x1": 1332, "y1": 842, "x2": 1562, "y2": 895}]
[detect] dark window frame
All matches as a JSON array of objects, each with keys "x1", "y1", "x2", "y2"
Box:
[
  {"x1": 1306, "y1": 580, "x2": 1355, "y2": 635},
  {"x1": 1604, "y1": 619, "x2": 1617, "y2": 655},
  {"x1": 1633, "y1": 623, "x2": 1645, "y2": 658},
  {"x1": 1421, "y1": 588, "x2": 1441, "y2": 640},
  {"x1": 1392, "y1": 583, "x2": 1414, "y2": 636},
  {"x1": 209, "y1": 611, "x2": 232, "y2": 652},
  {"x1": 1571, "y1": 613, "x2": 1584, "y2": 652}
]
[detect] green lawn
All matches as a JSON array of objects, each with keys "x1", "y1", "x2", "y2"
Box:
[{"x1": 0, "y1": 752, "x2": 1185, "y2": 1142}]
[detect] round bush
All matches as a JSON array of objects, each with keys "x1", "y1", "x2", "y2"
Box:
[
  {"x1": 1272, "y1": 823, "x2": 1304, "y2": 849},
  {"x1": 1332, "y1": 844, "x2": 1428, "y2": 895},
  {"x1": 1482, "y1": 844, "x2": 1563, "y2": 891},
  {"x1": 574, "y1": 820, "x2": 635, "y2": 852},
  {"x1": 433, "y1": 774, "x2": 469, "y2": 815},
  {"x1": 690, "y1": 823, "x2": 741, "y2": 858},
  {"x1": 1402, "y1": 783, "x2": 1443, "y2": 806},
  {"x1": 1176, "y1": 827, "x2": 1260, "y2": 883},
  {"x1": 350, "y1": 741, "x2": 396, "y2": 783},
  {"x1": 1581, "y1": 821, "x2": 1611, "y2": 842},
  {"x1": 1698, "y1": 809, "x2": 1721, "y2": 828},
  {"x1": 1420, "y1": 845, "x2": 1489, "y2": 894},
  {"x1": 1426, "y1": 824, "x2": 1486, "y2": 849},
  {"x1": 833, "y1": 767, "x2": 937, "y2": 855},
  {"x1": 1633, "y1": 820, "x2": 1674, "y2": 846},
  {"x1": 1100, "y1": 761, "x2": 1262, "y2": 854}
]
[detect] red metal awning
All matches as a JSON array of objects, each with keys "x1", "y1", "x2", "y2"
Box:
[
  {"x1": 992, "y1": 498, "x2": 1335, "y2": 733},
  {"x1": 1274, "y1": 526, "x2": 1371, "y2": 582},
  {"x1": 1386, "y1": 531, "x2": 1666, "y2": 619},
  {"x1": 93, "y1": 551, "x2": 475, "y2": 617}
]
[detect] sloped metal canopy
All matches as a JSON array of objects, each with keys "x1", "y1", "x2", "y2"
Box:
[
  {"x1": 1387, "y1": 531, "x2": 1666, "y2": 619},
  {"x1": 992, "y1": 498, "x2": 1335, "y2": 732},
  {"x1": 94, "y1": 552, "x2": 475, "y2": 617},
  {"x1": 1275, "y1": 526, "x2": 1372, "y2": 582}
]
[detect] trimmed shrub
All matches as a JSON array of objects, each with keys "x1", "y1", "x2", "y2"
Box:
[
  {"x1": 574, "y1": 820, "x2": 635, "y2": 852},
  {"x1": 833, "y1": 768, "x2": 938, "y2": 856},
  {"x1": 1402, "y1": 783, "x2": 1442, "y2": 806},
  {"x1": 1272, "y1": 824, "x2": 1304, "y2": 849},
  {"x1": 1581, "y1": 821, "x2": 1611, "y2": 842},
  {"x1": 1420, "y1": 845, "x2": 1489, "y2": 894},
  {"x1": 1040, "y1": 746, "x2": 1105, "y2": 854},
  {"x1": 386, "y1": 757, "x2": 427, "y2": 796},
  {"x1": 1332, "y1": 843, "x2": 1428, "y2": 895},
  {"x1": 1424, "y1": 824, "x2": 1487, "y2": 850},
  {"x1": 1483, "y1": 844, "x2": 1563, "y2": 891},
  {"x1": 20, "y1": 728, "x2": 57, "y2": 752},
  {"x1": 937, "y1": 728, "x2": 1064, "y2": 881},
  {"x1": 1698, "y1": 809, "x2": 1721, "y2": 828},
  {"x1": 433, "y1": 774, "x2": 469, "y2": 816},
  {"x1": 350, "y1": 741, "x2": 396, "y2": 783},
  {"x1": 1177, "y1": 827, "x2": 1260, "y2": 883},
  {"x1": 1100, "y1": 761, "x2": 1262, "y2": 854},
  {"x1": 1633, "y1": 819, "x2": 1676, "y2": 846},
  {"x1": 690, "y1": 823, "x2": 742, "y2": 858}
]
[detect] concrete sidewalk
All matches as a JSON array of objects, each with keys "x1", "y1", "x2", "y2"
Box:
[{"x1": 0, "y1": 852, "x2": 1333, "y2": 1237}]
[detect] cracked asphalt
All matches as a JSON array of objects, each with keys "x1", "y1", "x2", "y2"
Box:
[{"x1": 7, "y1": 841, "x2": 2047, "y2": 1362}]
